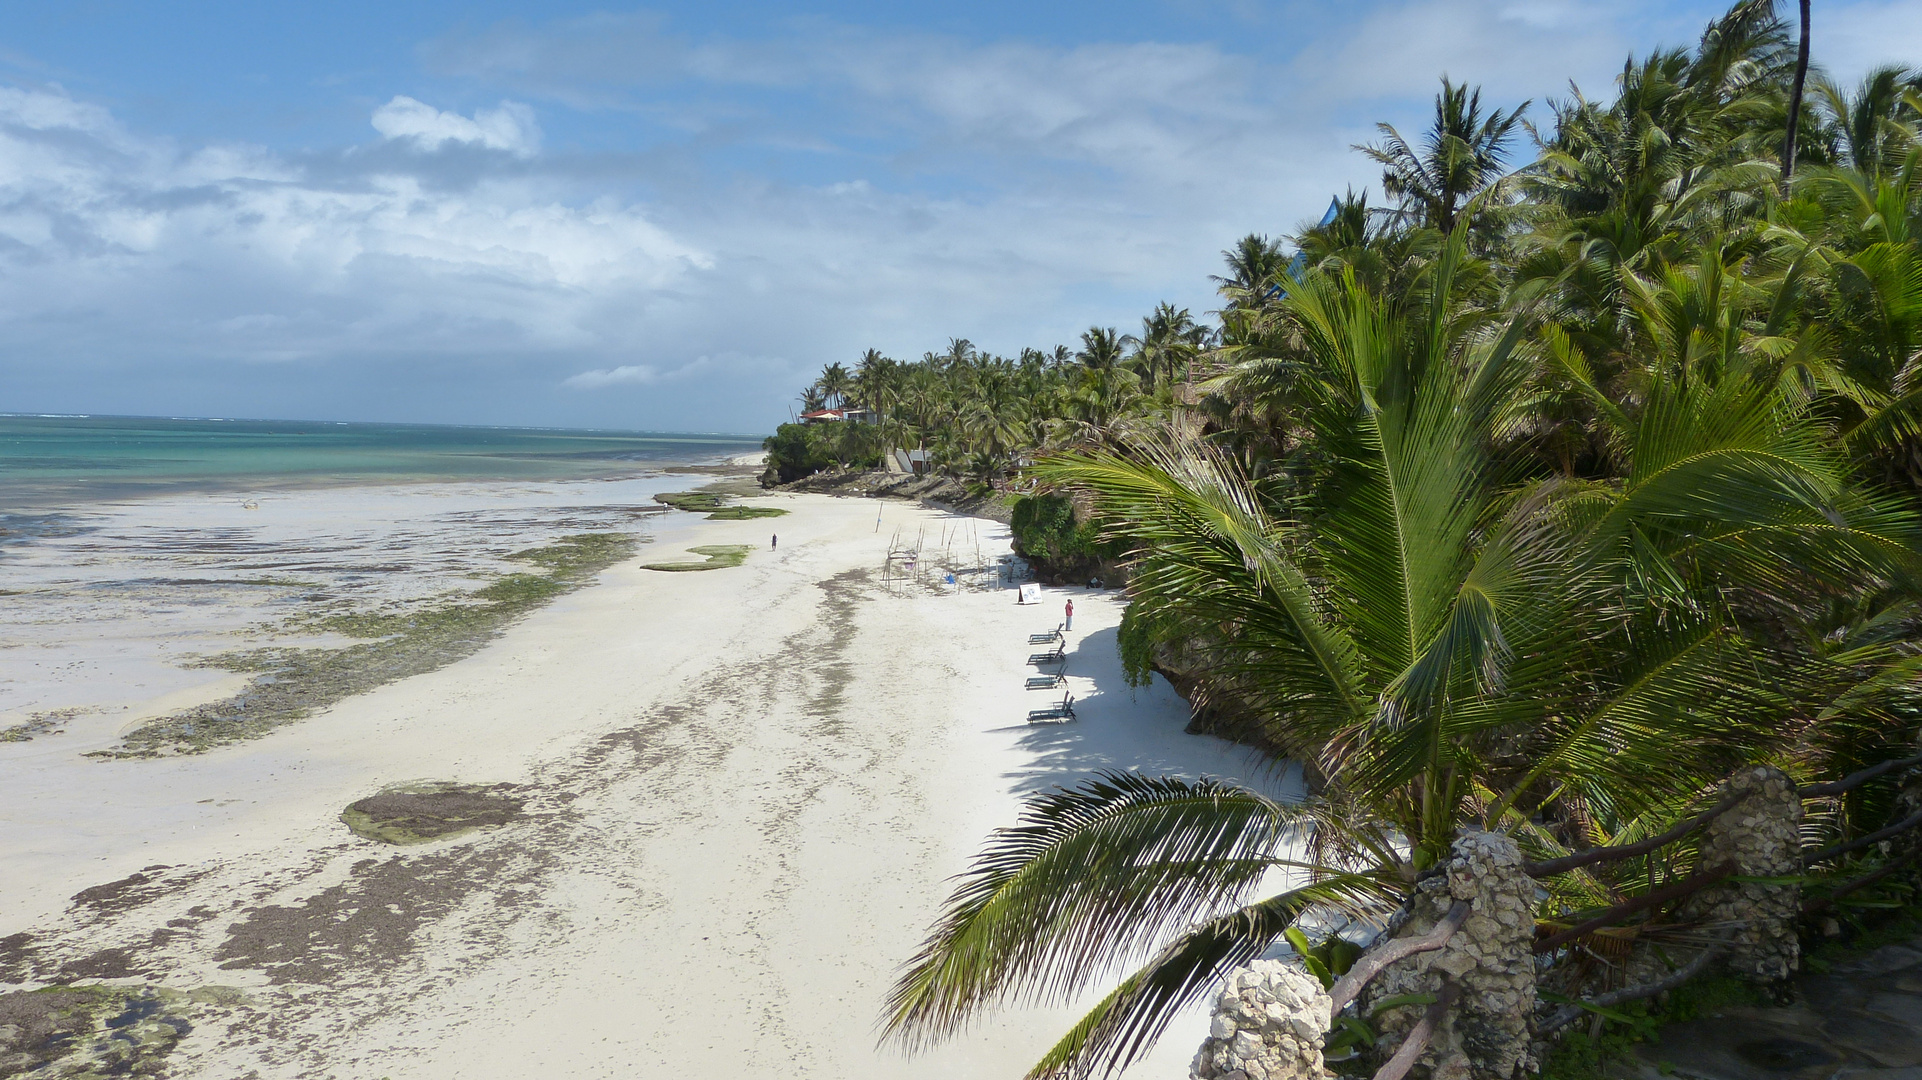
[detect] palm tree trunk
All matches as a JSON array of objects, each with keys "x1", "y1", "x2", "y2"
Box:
[{"x1": 1781, "y1": 0, "x2": 1811, "y2": 190}]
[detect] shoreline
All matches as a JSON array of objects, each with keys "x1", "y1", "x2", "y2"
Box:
[
  {"x1": 0, "y1": 489, "x2": 1291, "y2": 1078},
  {"x1": 0, "y1": 468, "x2": 763, "y2": 770},
  {"x1": 0, "y1": 447, "x2": 767, "y2": 514}
]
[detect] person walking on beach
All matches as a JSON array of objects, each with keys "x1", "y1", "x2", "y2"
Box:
[
  {"x1": 771, "y1": 534, "x2": 778, "y2": 550},
  {"x1": 1065, "y1": 598, "x2": 1074, "y2": 631}
]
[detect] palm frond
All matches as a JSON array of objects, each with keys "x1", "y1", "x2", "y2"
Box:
[
  {"x1": 882, "y1": 773, "x2": 1311, "y2": 1047},
  {"x1": 1023, "y1": 876, "x2": 1394, "y2": 1080}
]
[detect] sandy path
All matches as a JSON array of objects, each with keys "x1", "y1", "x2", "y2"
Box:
[{"x1": 0, "y1": 493, "x2": 1291, "y2": 1079}]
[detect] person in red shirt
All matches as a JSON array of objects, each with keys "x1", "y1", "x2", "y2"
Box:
[{"x1": 1065, "y1": 598, "x2": 1074, "y2": 631}]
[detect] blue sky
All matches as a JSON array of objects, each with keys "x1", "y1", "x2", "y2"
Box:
[{"x1": 1, "y1": 1, "x2": 1918, "y2": 434}]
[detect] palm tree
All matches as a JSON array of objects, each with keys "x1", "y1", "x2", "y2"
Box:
[
  {"x1": 1812, "y1": 66, "x2": 1922, "y2": 179},
  {"x1": 933, "y1": 338, "x2": 976, "y2": 371},
  {"x1": 853, "y1": 349, "x2": 897, "y2": 418},
  {"x1": 1075, "y1": 327, "x2": 1125, "y2": 371},
  {"x1": 1124, "y1": 303, "x2": 1208, "y2": 390},
  {"x1": 1361, "y1": 77, "x2": 1528, "y2": 235},
  {"x1": 1782, "y1": 0, "x2": 1811, "y2": 187},
  {"x1": 815, "y1": 362, "x2": 854, "y2": 409},
  {"x1": 1061, "y1": 364, "x2": 1142, "y2": 445},
  {"x1": 1211, "y1": 234, "x2": 1289, "y2": 307},
  {"x1": 884, "y1": 233, "x2": 1922, "y2": 1078}
]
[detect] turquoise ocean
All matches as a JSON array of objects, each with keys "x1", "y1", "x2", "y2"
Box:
[{"x1": 0, "y1": 414, "x2": 766, "y2": 509}]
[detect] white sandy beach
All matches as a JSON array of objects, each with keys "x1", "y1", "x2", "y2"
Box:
[{"x1": 0, "y1": 486, "x2": 1294, "y2": 1079}]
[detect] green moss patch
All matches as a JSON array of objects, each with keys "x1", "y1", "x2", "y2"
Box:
[
  {"x1": 96, "y1": 532, "x2": 639, "y2": 758},
  {"x1": 654, "y1": 490, "x2": 788, "y2": 520},
  {"x1": 0, "y1": 984, "x2": 232, "y2": 1078},
  {"x1": 501, "y1": 531, "x2": 636, "y2": 571},
  {"x1": 341, "y1": 782, "x2": 525, "y2": 845},
  {"x1": 1, "y1": 707, "x2": 81, "y2": 743},
  {"x1": 654, "y1": 491, "x2": 728, "y2": 512},
  {"x1": 642, "y1": 544, "x2": 752, "y2": 572}
]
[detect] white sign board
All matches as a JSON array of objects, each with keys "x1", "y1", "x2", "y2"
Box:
[{"x1": 1018, "y1": 582, "x2": 1042, "y2": 605}]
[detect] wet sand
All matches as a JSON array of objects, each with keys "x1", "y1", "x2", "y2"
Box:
[{"x1": 0, "y1": 486, "x2": 1293, "y2": 1078}]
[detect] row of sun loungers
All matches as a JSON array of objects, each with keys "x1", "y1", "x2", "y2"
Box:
[{"x1": 1022, "y1": 623, "x2": 1075, "y2": 723}]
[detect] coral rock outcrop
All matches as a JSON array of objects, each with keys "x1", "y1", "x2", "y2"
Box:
[
  {"x1": 1366, "y1": 831, "x2": 1536, "y2": 1080},
  {"x1": 1682, "y1": 765, "x2": 1803, "y2": 983},
  {"x1": 1191, "y1": 959, "x2": 1332, "y2": 1080}
]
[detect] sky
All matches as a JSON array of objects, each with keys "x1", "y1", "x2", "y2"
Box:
[{"x1": 1, "y1": 1, "x2": 1919, "y2": 435}]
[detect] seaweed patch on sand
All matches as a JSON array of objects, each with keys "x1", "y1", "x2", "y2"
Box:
[
  {"x1": 641, "y1": 544, "x2": 751, "y2": 572},
  {"x1": 0, "y1": 984, "x2": 238, "y2": 1079},
  {"x1": 654, "y1": 491, "x2": 787, "y2": 520},
  {"x1": 69, "y1": 866, "x2": 211, "y2": 922},
  {"x1": 213, "y1": 843, "x2": 551, "y2": 987},
  {"x1": 340, "y1": 782, "x2": 525, "y2": 845},
  {"x1": 0, "y1": 707, "x2": 82, "y2": 743},
  {"x1": 95, "y1": 533, "x2": 640, "y2": 758}
]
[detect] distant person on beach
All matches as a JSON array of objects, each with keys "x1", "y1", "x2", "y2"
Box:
[
  {"x1": 1065, "y1": 598, "x2": 1073, "y2": 631},
  {"x1": 772, "y1": 534, "x2": 778, "y2": 550}
]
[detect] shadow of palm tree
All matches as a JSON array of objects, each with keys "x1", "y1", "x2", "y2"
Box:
[{"x1": 998, "y1": 617, "x2": 1303, "y2": 803}]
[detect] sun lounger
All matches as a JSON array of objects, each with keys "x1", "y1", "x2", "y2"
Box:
[
  {"x1": 1027, "y1": 693, "x2": 1076, "y2": 724},
  {"x1": 1027, "y1": 624, "x2": 1064, "y2": 645},
  {"x1": 1027, "y1": 646, "x2": 1066, "y2": 667},
  {"x1": 1025, "y1": 671, "x2": 1067, "y2": 690}
]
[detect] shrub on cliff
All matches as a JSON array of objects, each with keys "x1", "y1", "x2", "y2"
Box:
[
  {"x1": 762, "y1": 422, "x2": 883, "y2": 485},
  {"x1": 1009, "y1": 494, "x2": 1106, "y2": 564}
]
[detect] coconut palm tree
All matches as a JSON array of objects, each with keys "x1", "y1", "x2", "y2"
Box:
[
  {"x1": 1211, "y1": 234, "x2": 1290, "y2": 308},
  {"x1": 1075, "y1": 327, "x2": 1126, "y2": 371},
  {"x1": 883, "y1": 229, "x2": 1922, "y2": 1078},
  {"x1": 1124, "y1": 303, "x2": 1209, "y2": 391},
  {"x1": 853, "y1": 348, "x2": 894, "y2": 414},
  {"x1": 1812, "y1": 66, "x2": 1922, "y2": 179},
  {"x1": 815, "y1": 362, "x2": 854, "y2": 409},
  {"x1": 1361, "y1": 77, "x2": 1528, "y2": 235}
]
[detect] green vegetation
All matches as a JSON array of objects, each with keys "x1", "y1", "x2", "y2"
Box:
[
  {"x1": 655, "y1": 490, "x2": 790, "y2": 519},
  {"x1": 766, "y1": 312, "x2": 1204, "y2": 488},
  {"x1": 1537, "y1": 974, "x2": 1770, "y2": 1080},
  {"x1": 1008, "y1": 493, "x2": 1116, "y2": 575},
  {"x1": 1008, "y1": 495, "x2": 1100, "y2": 562},
  {"x1": 641, "y1": 544, "x2": 751, "y2": 572},
  {"x1": 0, "y1": 707, "x2": 80, "y2": 743},
  {"x1": 97, "y1": 532, "x2": 639, "y2": 757},
  {"x1": 654, "y1": 491, "x2": 728, "y2": 511},
  {"x1": 762, "y1": 422, "x2": 885, "y2": 483},
  {"x1": 880, "y1": 5, "x2": 1922, "y2": 1077}
]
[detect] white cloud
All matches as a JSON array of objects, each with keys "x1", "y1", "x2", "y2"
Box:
[
  {"x1": 370, "y1": 95, "x2": 543, "y2": 156},
  {"x1": 564, "y1": 364, "x2": 657, "y2": 388},
  {"x1": 3, "y1": 1, "x2": 1854, "y2": 432},
  {"x1": 1305, "y1": 0, "x2": 1634, "y2": 104},
  {"x1": 0, "y1": 83, "x2": 707, "y2": 370}
]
